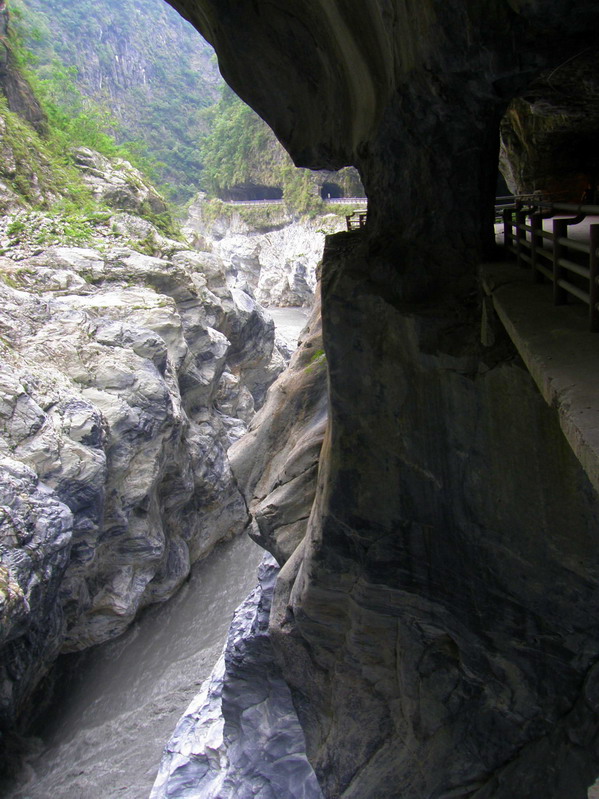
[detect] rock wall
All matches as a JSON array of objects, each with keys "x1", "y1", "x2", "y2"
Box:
[
  {"x1": 0, "y1": 3, "x2": 47, "y2": 136},
  {"x1": 500, "y1": 46, "x2": 599, "y2": 200},
  {"x1": 0, "y1": 161, "x2": 286, "y2": 734},
  {"x1": 230, "y1": 294, "x2": 326, "y2": 565},
  {"x1": 166, "y1": 1, "x2": 599, "y2": 796},
  {"x1": 184, "y1": 196, "x2": 347, "y2": 307},
  {"x1": 271, "y1": 236, "x2": 599, "y2": 798}
]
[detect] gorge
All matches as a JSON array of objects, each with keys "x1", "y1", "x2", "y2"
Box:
[
  {"x1": 163, "y1": 1, "x2": 599, "y2": 797},
  {"x1": 1, "y1": 0, "x2": 599, "y2": 798}
]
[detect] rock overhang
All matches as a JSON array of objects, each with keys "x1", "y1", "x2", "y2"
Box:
[{"x1": 166, "y1": 0, "x2": 599, "y2": 173}]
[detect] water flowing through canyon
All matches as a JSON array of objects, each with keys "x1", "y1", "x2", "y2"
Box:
[{"x1": 5, "y1": 308, "x2": 309, "y2": 799}]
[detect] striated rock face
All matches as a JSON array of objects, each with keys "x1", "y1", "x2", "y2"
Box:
[
  {"x1": 0, "y1": 456, "x2": 72, "y2": 729},
  {"x1": 500, "y1": 48, "x2": 599, "y2": 199},
  {"x1": 184, "y1": 197, "x2": 347, "y2": 306},
  {"x1": 151, "y1": 555, "x2": 323, "y2": 799},
  {"x1": 166, "y1": 1, "x2": 599, "y2": 796},
  {"x1": 0, "y1": 193, "x2": 286, "y2": 728},
  {"x1": 273, "y1": 236, "x2": 599, "y2": 798},
  {"x1": 230, "y1": 295, "x2": 325, "y2": 566}
]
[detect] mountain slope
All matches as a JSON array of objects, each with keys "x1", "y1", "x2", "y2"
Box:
[{"x1": 12, "y1": 0, "x2": 222, "y2": 201}]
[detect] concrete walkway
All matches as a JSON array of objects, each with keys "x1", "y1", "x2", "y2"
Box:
[
  {"x1": 484, "y1": 237, "x2": 599, "y2": 798},
  {"x1": 480, "y1": 261, "x2": 599, "y2": 497}
]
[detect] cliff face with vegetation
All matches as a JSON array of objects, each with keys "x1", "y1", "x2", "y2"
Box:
[
  {"x1": 166, "y1": 1, "x2": 599, "y2": 796},
  {"x1": 10, "y1": 0, "x2": 363, "y2": 208},
  {"x1": 200, "y1": 86, "x2": 363, "y2": 206},
  {"x1": 12, "y1": 0, "x2": 220, "y2": 201}
]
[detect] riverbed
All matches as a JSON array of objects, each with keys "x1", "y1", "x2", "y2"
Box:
[
  {"x1": 5, "y1": 306, "x2": 310, "y2": 799},
  {"x1": 268, "y1": 306, "x2": 309, "y2": 347},
  {"x1": 6, "y1": 533, "x2": 265, "y2": 799}
]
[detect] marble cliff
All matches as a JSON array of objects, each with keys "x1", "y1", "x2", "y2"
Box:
[
  {"x1": 0, "y1": 145, "x2": 289, "y2": 741},
  {"x1": 184, "y1": 196, "x2": 348, "y2": 307},
  {"x1": 164, "y1": 2, "x2": 599, "y2": 797}
]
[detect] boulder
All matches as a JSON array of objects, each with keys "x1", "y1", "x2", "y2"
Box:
[{"x1": 72, "y1": 147, "x2": 169, "y2": 217}]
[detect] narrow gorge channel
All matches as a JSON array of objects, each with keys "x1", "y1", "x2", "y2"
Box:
[{"x1": 5, "y1": 310, "x2": 309, "y2": 799}]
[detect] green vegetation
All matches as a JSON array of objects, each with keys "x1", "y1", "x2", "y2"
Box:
[
  {"x1": 199, "y1": 87, "x2": 280, "y2": 192},
  {"x1": 0, "y1": 93, "x2": 97, "y2": 209},
  {"x1": 10, "y1": 0, "x2": 220, "y2": 203},
  {"x1": 0, "y1": 90, "x2": 182, "y2": 242},
  {"x1": 199, "y1": 87, "x2": 324, "y2": 214},
  {"x1": 199, "y1": 86, "x2": 364, "y2": 215},
  {"x1": 305, "y1": 348, "x2": 327, "y2": 374},
  {"x1": 200, "y1": 197, "x2": 292, "y2": 230},
  {"x1": 5, "y1": 207, "x2": 111, "y2": 247},
  {"x1": 0, "y1": 10, "x2": 182, "y2": 239},
  {"x1": 5, "y1": 0, "x2": 363, "y2": 216},
  {"x1": 8, "y1": 5, "x2": 161, "y2": 180}
]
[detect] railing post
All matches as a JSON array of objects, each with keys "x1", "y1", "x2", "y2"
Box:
[
  {"x1": 530, "y1": 212, "x2": 543, "y2": 283},
  {"x1": 553, "y1": 218, "x2": 568, "y2": 305},
  {"x1": 515, "y1": 203, "x2": 527, "y2": 268},
  {"x1": 503, "y1": 207, "x2": 513, "y2": 253},
  {"x1": 590, "y1": 223, "x2": 599, "y2": 331}
]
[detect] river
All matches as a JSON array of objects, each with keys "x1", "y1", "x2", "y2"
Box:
[
  {"x1": 268, "y1": 306, "x2": 309, "y2": 347},
  {"x1": 5, "y1": 306, "x2": 309, "y2": 799}
]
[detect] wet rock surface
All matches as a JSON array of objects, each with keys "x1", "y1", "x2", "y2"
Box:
[{"x1": 151, "y1": 555, "x2": 323, "y2": 799}]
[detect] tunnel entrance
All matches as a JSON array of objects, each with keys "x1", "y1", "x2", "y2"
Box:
[{"x1": 320, "y1": 181, "x2": 344, "y2": 200}]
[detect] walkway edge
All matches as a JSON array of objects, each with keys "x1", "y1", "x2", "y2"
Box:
[{"x1": 480, "y1": 262, "x2": 599, "y2": 496}]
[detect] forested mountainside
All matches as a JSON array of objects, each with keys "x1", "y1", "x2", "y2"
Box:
[
  {"x1": 9, "y1": 0, "x2": 363, "y2": 208},
  {"x1": 200, "y1": 86, "x2": 364, "y2": 210},
  {"x1": 11, "y1": 0, "x2": 220, "y2": 202}
]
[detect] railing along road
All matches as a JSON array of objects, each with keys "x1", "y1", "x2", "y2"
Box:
[
  {"x1": 346, "y1": 209, "x2": 368, "y2": 230},
  {"x1": 501, "y1": 198, "x2": 599, "y2": 331},
  {"x1": 223, "y1": 196, "x2": 368, "y2": 207}
]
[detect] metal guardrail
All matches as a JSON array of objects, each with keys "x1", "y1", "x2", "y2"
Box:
[
  {"x1": 222, "y1": 196, "x2": 368, "y2": 207},
  {"x1": 223, "y1": 199, "x2": 284, "y2": 206},
  {"x1": 324, "y1": 197, "x2": 368, "y2": 205},
  {"x1": 501, "y1": 198, "x2": 599, "y2": 331}
]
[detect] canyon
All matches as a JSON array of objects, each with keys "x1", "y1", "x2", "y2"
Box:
[
  {"x1": 1, "y1": 0, "x2": 599, "y2": 797},
  {"x1": 162, "y1": 1, "x2": 599, "y2": 797}
]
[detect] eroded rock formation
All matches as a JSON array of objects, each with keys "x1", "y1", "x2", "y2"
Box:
[
  {"x1": 165, "y1": 2, "x2": 599, "y2": 796},
  {"x1": 0, "y1": 154, "x2": 287, "y2": 734},
  {"x1": 500, "y1": 46, "x2": 599, "y2": 199},
  {"x1": 73, "y1": 147, "x2": 169, "y2": 219},
  {"x1": 230, "y1": 294, "x2": 326, "y2": 566},
  {"x1": 184, "y1": 196, "x2": 348, "y2": 307},
  {"x1": 151, "y1": 555, "x2": 323, "y2": 799}
]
